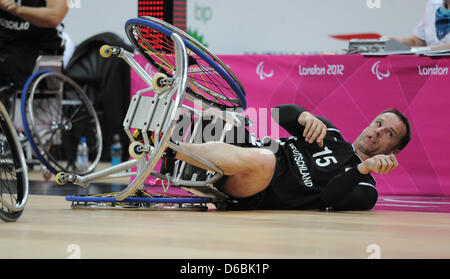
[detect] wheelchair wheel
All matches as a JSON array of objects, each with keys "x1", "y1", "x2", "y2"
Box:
[
  {"x1": 21, "y1": 70, "x2": 102, "y2": 175},
  {"x1": 0, "y1": 102, "x2": 28, "y2": 222},
  {"x1": 125, "y1": 17, "x2": 247, "y2": 110}
]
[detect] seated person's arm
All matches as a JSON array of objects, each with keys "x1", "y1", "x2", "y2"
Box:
[
  {"x1": 429, "y1": 42, "x2": 450, "y2": 50},
  {"x1": 387, "y1": 35, "x2": 450, "y2": 51},
  {"x1": 386, "y1": 35, "x2": 427, "y2": 47},
  {"x1": 0, "y1": 0, "x2": 68, "y2": 28}
]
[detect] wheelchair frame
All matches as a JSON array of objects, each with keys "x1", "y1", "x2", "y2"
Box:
[{"x1": 58, "y1": 31, "x2": 249, "y2": 208}]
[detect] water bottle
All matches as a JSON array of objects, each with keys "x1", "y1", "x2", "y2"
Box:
[
  {"x1": 110, "y1": 134, "x2": 122, "y2": 166},
  {"x1": 76, "y1": 137, "x2": 89, "y2": 172}
]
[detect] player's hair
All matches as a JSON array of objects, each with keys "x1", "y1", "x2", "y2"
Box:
[{"x1": 380, "y1": 108, "x2": 411, "y2": 151}]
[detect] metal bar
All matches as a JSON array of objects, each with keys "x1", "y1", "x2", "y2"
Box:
[
  {"x1": 171, "y1": 172, "x2": 223, "y2": 187},
  {"x1": 95, "y1": 172, "x2": 137, "y2": 180},
  {"x1": 75, "y1": 159, "x2": 139, "y2": 185},
  {"x1": 168, "y1": 142, "x2": 223, "y2": 174},
  {"x1": 117, "y1": 49, "x2": 154, "y2": 89}
]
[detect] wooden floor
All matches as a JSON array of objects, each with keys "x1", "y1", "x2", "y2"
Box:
[{"x1": 2, "y1": 193, "x2": 450, "y2": 259}]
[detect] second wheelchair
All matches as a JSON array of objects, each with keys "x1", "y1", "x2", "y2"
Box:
[{"x1": 0, "y1": 55, "x2": 102, "y2": 178}]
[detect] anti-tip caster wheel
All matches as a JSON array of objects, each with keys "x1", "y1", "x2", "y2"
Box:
[
  {"x1": 152, "y1": 73, "x2": 170, "y2": 93},
  {"x1": 55, "y1": 172, "x2": 67, "y2": 185},
  {"x1": 99, "y1": 45, "x2": 113, "y2": 58},
  {"x1": 129, "y1": 141, "x2": 146, "y2": 159}
]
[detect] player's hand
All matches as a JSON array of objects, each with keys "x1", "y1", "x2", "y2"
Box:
[
  {"x1": 0, "y1": 0, "x2": 19, "y2": 14},
  {"x1": 298, "y1": 111, "x2": 326, "y2": 147},
  {"x1": 357, "y1": 154, "x2": 399, "y2": 175}
]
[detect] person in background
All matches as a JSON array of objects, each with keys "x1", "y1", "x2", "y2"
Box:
[
  {"x1": 388, "y1": 0, "x2": 450, "y2": 53},
  {"x1": 0, "y1": 0, "x2": 69, "y2": 89}
]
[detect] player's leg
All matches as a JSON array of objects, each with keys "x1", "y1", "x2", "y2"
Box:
[{"x1": 176, "y1": 142, "x2": 276, "y2": 198}]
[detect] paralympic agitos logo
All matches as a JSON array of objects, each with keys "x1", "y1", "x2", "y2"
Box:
[
  {"x1": 371, "y1": 61, "x2": 390, "y2": 80},
  {"x1": 256, "y1": 61, "x2": 274, "y2": 80}
]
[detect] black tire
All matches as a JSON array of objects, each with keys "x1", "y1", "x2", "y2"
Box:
[{"x1": 0, "y1": 102, "x2": 28, "y2": 222}]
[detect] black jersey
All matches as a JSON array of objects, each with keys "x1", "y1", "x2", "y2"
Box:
[
  {"x1": 0, "y1": 0, "x2": 63, "y2": 52},
  {"x1": 256, "y1": 104, "x2": 377, "y2": 211}
]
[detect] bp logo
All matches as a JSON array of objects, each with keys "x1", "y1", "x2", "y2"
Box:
[{"x1": 194, "y1": 3, "x2": 212, "y2": 24}]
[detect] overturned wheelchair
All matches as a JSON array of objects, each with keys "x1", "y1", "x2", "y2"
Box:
[{"x1": 58, "y1": 17, "x2": 253, "y2": 211}]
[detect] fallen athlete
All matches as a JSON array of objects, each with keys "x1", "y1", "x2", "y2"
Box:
[{"x1": 173, "y1": 104, "x2": 411, "y2": 211}]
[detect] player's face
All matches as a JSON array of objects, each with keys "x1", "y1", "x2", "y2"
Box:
[{"x1": 354, "y1": 112, "x2": 407, "y2": 157}]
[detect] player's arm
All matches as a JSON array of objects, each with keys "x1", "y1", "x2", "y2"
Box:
[
  {"x1": 0, "y1": 0, "x2": 68, "y2": 28},
  {"x1": 320, "y1": 167, "x2": 378, "y2": 211},
  {"x1": 272, "y1": 104, "x2": 331, "y2": 147},
  {"x1": 320, "y1": 154, "x2": 398, "y2": 211}
]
